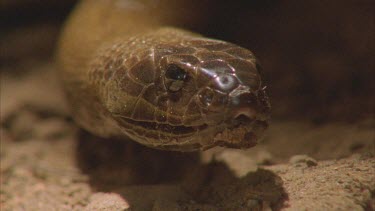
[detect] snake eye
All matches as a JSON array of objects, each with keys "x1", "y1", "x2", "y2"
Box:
[
  {"x1": 165, "y1": 64, "x2": 187, "y2": 80},
  {"x1": 165, "y1": 64, "x2": 187, "y2": 92}
]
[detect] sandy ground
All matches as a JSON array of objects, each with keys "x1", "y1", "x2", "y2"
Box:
[
  {"x1": 1, "y1": 63, "x2": 374, "y2": 210},
  {"x1": 1, "y1": 1, "x2": 374, "y2": 209}
]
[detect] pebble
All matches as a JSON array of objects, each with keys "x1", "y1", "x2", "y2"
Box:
[
  {"x1": 289, "y1": 154, "x2": 318, "y2": 167},
  {"x1": 84, "y1": 192, "x2": 130, "y2": 210},
  {"x1": 33, "y1": 118, "x2": 73, "y2": 140},
  {"x1": 5, "y1": 110, "x2": 39, "y2": 141},
  {"x1": 254, "y1": 150, "x2": 274, "y2": 165}
]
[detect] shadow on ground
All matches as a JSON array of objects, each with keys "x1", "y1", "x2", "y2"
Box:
[{"x1": 76, "y1": 131, "x2": 288, "y2": 210}]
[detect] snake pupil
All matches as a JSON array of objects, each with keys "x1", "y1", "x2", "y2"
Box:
[
  {"x1": 169, "y1": 80, "x2": 184, "y2": 92},
  {"x1": 165, "y1": 64, "x2": 187, "y2": 81},
  {"x1": 165, "y1": 64, "x2": 188, "y2": 92}
]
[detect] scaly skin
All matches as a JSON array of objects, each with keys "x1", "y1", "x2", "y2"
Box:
[{"x1": 57, "y1": 0, "x2": 270, "y2": 151}]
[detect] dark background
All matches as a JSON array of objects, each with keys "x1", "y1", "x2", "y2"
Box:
[{"x1": 1, "y1": 0, "x2": 373, "y2": 123}]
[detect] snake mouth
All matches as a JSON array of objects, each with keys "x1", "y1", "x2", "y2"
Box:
[
  {"x1": 212, "y1": 119, "x2": 268, "y2": 149},
  {"x1": 116, "y1": 116, "x2": 208, "y2": 135}
]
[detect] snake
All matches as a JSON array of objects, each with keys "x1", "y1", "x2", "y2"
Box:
[{"x1": 56, "y1": 0, "x2": 271, "y2": 151}]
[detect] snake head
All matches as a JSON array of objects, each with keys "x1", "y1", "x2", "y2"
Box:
[
  {"x1": 92, "y1": 31, "x2": 270, "y2": 151},
  {"x1": 171, "y1": 38, "x2": 271, "y2": 149}
]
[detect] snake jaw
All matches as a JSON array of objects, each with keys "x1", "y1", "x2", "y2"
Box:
[
  {"x1": 209, "y1": 86, "x2": 270, "y2": 149},
  {"x1": 114, "y1": 115, "x2": 208, "y2": 135},
  {"x1": 212, "y1": 119, "x2": 268, "y2": 149}
]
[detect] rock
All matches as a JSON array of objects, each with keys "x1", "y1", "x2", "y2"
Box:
[
  {"x1": 289, "y1": 155, "x2": 318, "y2": 167},
  {"x1": 215, "y1": 149, "x2": 258, "y2": 177},
  {"x1": 254, "y1": 149, "x2": 274, "y2": 165},
  {"x1": 33, "y1": 118, "x2": 73, "y2": 140},
  {"x1": 84, "y1": 193, "x2": 130, "y2": 211},
  {"x1": 5, "y1": 109, "x2": 39, "y2": 141}
]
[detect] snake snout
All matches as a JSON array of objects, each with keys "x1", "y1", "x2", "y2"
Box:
[{"x1": 228, "y1": 86, "x2": 270, "y2": 123}]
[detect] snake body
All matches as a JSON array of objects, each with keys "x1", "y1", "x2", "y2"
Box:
[{"x1": 57, "y1": 0, "x2": 270, "y2": 151}]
